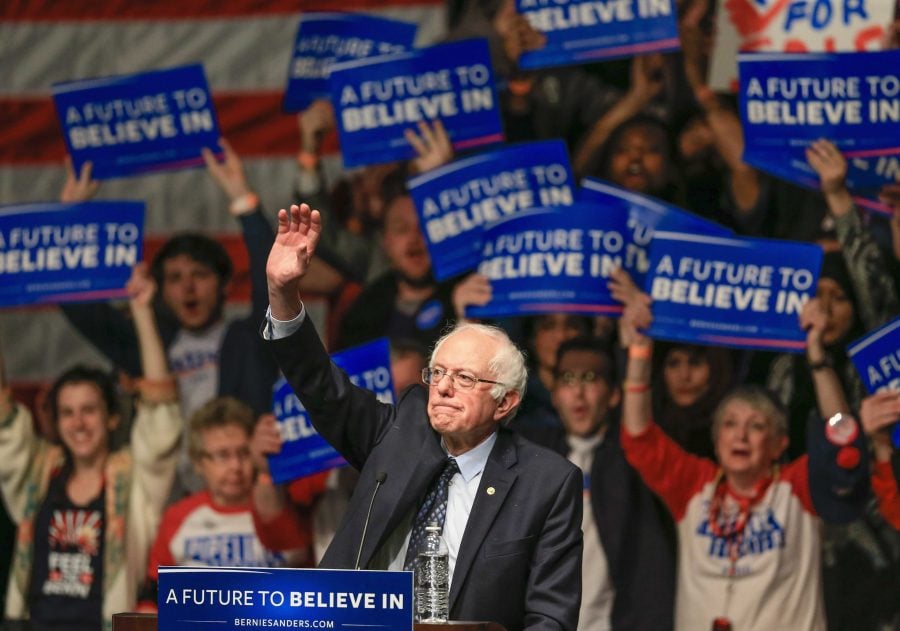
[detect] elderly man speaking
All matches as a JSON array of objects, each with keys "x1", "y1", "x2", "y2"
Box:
[{"x1": 260, "y1": 203, "x2": 582, "y2": 631}]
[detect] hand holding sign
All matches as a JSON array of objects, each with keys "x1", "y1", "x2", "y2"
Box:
[
  {"x1": 494, "y1": 0, "x2": 547, "y2": 65},
  {"x1": 452, "y1": 273, "x2": 492, "y2": 322},
  {"x1": 60, "y1": 159, "x2": 99, "y2": 203},
  {"x1": 251, "y1": 414, "x2": 283, "y2": 474},
  {"x1": 267, "y1": 203, "x2": 322, "y2": 321},
  {"x1": 860, "y1": 391, "x2": 900, "y2": 460},
  {"x1": 202, "y1": 138, "x2": 253, "y2": 205},
  {"x1": 609, "y1": 267, "x2": 652, "y2": 348}
]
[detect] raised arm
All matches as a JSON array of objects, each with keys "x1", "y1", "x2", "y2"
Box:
[
  {"x1": 127, "y1": 263, "x2": 169, "y2": 385},
  {"x1": 800, "y1": 297, "x2": 850, "y2": 421},
  {"x1": 681, "y1": 0, "x2": 760, "y2": 214},
  {"x1": 573, "y1": 54, "x2": 664, "y2": 177},
  {"x1": 609, "y1": 268, "x2": 654, "y2": 437}
]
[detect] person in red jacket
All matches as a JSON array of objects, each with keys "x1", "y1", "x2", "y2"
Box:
[{"x1": 861, "y1": 390, "x2": 900, "y2": 529}]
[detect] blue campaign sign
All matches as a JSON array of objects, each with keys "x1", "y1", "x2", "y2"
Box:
[
  {"x1": 645, "y1": 232, "x2": 823, "y2": 352},
  {"x1": 517, "y1": 0, "x2": 680, "y2": 70},
  {"x1": 467, "y1": 203, "x2": 634, "y2": 318},
  {"x1": 158, "y1": 567, "x2": 412, "y2": 631},
  {"x1": 848, "y1": 316, "x2": 900, "y2": 446},
  {"x1": 0, "y1": 201, "x2": 144, "y2": 308},
  {"x1": 739, "y1": 51, "x2": 900, "y2": 216},
  {"x1": 269, "y1": 338, "x2": 395, "y2": 484},
  {"x1": 52, "y1": 64, "x2": 221, "y2": 180},
  {"x1": 329, "y1": 39, "x2": 504, "y2": 168},
  {"x1": 848, "y1": 316, "x2": 900, "y2": 393},
  {"x1": 578, "y1": 178, "x2": 731, "y2": 287},
  {"x1": 283, "y1": 13, "x2": 417, "y2": 112},
  {"x1": 408, "y1": 140, "x2": 575, "y2": 280}
]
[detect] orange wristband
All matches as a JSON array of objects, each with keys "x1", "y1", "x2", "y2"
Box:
[
  {"x1": 623, "y1": 381, "x2": 651, "y2": 394},
  {"x1": 629, "y1": 345, "x2": 652, "y2": 360},
  {"x1": 297, "y1": 151, "x2": 319, "y2": 171}
]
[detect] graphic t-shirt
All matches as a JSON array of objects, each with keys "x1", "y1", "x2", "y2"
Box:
[{"x1": 28, "y1": 470, "x2": 104, "y2": 631}]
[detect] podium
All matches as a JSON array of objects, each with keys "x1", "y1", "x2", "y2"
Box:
[{"x1": 112, "y1": 614, "x2": 505, "y2": 631}]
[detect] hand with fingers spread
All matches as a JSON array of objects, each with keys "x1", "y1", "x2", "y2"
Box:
[
  {"x1": 451, "y1": 273, "x2": 492, "y2": 321},
  {"x1": 266, "y1": 203, "x2": 322, "y2": 320},
  {"x1": 60, "y1": 158, "x2": 100, "y2": 203},
  {"x1": 202, "y1": 138, "x2": 253, "y2": 204},
  {"x1": 406, "y1": 119, "x2": 454, "y2": 174}
]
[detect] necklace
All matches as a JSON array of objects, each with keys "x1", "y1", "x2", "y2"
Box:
[{"x1": 706, "y1": 465, "x2": 780, "y2": 630}]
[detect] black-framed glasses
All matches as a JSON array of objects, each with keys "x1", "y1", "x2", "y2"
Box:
[
  {"x1": 556, "y1": 370, "x2": 601, "y2": 387},
  {"x1": 422, "y1": 367, "x2": 504, "y2": 390}
]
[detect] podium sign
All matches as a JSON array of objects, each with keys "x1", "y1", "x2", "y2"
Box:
[{"x1": 158, "y1": 567, "x2": 413, "y2": 631}]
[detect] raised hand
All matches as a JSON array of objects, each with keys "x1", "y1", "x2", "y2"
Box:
[
  {"x1": 126, "y1": 262, "x2": 157, "y2": 309},
  {"x1": 799, "y1": 296, "x2": 827, "y2": 350},
  {"x1": 805, "y1": 138, "x2": 848, "y2": 196},
  {"x1": 860, "y1": 391, "x2": 900, "y2": 462},
  {"x1": 299, "y1": 99, "x2": 336, "y2": 154},
  {"x1": 451, "y1": 273, "x2": 492, "y2": 321},
  {"x1": 266, "y1": 203, "x2": 322, "y2": 320},
  {"x1": 628, "y1": 54, "x2": 666, "y2": 107},
  {"x1": 202, "y1": 138, "x2": 253, "y2": 204},
  {"x1": 609, "y1": 267, "x2": 652, "y2": 348},
  {"x1": 493, "y1": 0, "x2": 547, "y2": 64},
  {"x1": 60, "y1": 158, "x2": 100, "y2": 203},
  {"x1": 406, "y1": 119, "x2": 454, "y2": 175},
  {"x1": 250, "y1": 414, "x2": 283, "y2": 473}
]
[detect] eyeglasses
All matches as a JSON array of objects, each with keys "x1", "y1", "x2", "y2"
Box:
[
  {"x1": 422, "y1": 367, "x2": 504, "y2": 390},
  {"x1": 556, "y1": 370, "x2": 602, "y2": 387},
  {"x1": 200, "y1": 446, "x2": 251, "y2": 465}
]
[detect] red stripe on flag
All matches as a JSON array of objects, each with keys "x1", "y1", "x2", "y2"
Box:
[
  {"x1": 0, "y1": 93, "x2": 343, "y2": 165},
  {"x1": 3, "y1": 0, "x2": 441, "y2": 21}
]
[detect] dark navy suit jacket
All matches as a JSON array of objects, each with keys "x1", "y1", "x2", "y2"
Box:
[{"x1": 266, "y1": 317, "x2": 583, "y2": 631}]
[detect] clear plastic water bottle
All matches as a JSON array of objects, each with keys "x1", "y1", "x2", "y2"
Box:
[{"x1": 415, "y1": 523, "x2": 449, "y2": 622}]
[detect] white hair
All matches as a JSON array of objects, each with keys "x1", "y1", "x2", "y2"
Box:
[{"x1": 430, "y1": 322, "x2": 528, "y2": 422}]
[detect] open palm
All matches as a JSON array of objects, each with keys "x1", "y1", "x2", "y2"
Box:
[{"x1": 266, "y1": 203, "x2": 321, "y2": 319}]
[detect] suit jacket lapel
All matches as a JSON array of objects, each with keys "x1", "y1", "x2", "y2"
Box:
[
  {"x1": 361, "y1": 428, "x2": 445, "y2": 568},
  {"x1": 448, "y1": 429, "x2": 518, "y2": 609}
]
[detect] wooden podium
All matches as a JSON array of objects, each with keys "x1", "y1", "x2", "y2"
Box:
[{"x1": 113, "y1": 613, "x2": 505, "y2": 631}]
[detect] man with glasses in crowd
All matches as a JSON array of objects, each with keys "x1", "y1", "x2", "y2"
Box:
[
  {"x1": 256, "y1": 203, "x2": 582, "y2": 631},
  {"x1": 519, "y1": 336, "x2": 676, "y2": 631}
]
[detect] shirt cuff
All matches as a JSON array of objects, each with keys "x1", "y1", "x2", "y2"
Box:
[{"x1": 264, "y1": 304, "x2": 306, "y2": 340}]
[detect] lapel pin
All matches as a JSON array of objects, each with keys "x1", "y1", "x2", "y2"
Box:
[{"x1": 486, "y1": 486, "x2": 495, "y2": 495}]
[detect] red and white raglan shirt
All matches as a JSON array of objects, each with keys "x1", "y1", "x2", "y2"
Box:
[
  {"x1": 140, "y1": 490, "x2": 311, "y2": 609},
  {"x1": 622, "y1": 422, "x2": 864, "y2": 631}
]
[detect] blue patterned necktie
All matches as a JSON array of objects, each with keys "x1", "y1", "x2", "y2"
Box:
[{"x1": 403, "y1": 457, "x2": 460, "y2": 571}]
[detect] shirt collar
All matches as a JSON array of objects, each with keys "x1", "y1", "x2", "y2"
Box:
[{"x1": 445, "y1": 431, "x2": 497, "y2": 484}]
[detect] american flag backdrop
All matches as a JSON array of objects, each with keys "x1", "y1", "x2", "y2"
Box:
[{"x1": 0, "y1": 1, "x2": 448, "y2": 389}]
